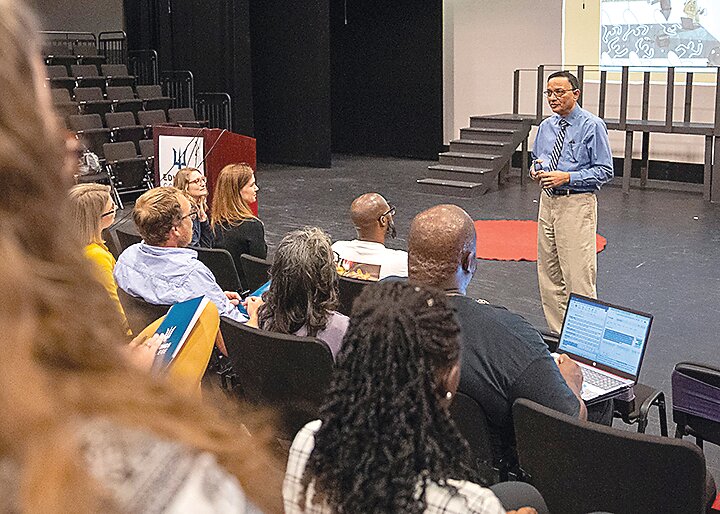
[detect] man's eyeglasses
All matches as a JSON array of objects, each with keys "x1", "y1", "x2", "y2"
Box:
[
  {"x1": 180, "y1": 207, "x2": 198, "y2": 221},
  {"x1": 379, "y1": 205, "x2": 396, "y2": 221},
  {"x1": 188, "y1": 176, "x2": 207, "y2": 185},
  {"x1": 543, "y1": 89, "x2": 576, "y2": 99}
]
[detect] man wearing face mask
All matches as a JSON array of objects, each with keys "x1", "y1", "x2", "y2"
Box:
[{"x1": 331, "y1": 192, "x2": 408, "y2": 280}]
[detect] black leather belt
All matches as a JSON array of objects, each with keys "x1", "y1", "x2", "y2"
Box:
[{"x1": 547, "y1": 188, "x2": 592, "y2": 196}]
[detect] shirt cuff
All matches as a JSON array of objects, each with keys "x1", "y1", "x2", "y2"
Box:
[{"x1": 567, "y1": 171, "x2": 581, "y2": 187}]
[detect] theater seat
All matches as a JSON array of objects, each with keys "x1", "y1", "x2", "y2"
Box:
[
  {"x1": 71, "y1": 64, "x2": 106, "y2": 90},
  {"x1": 69, "y1": 114, "x2": 111, "y2": 159},
  {"x1": 105, "y1": 112, "x2": 146, "y2": 153},
  {"x1": 105, "y1": 86, "x2": 143, "y2": 117},
  {"x1": 46, "y1": 64, "x2": 77, "y2": 96},
  {"x1": 50, "y1": 88, "x2": 79, "y2": 123},
  {"x1": 101, "y1": 64, "x2": 136, "y2": 87},
  {"x1": 220, "y1": 317, "x2": 334, "y2": 440},
  {"x1": 74, "y1": 87, "x2": 113, "y2": 117},
  {"x1": 103, "y1": 142, "x2": 153, "y2": 198},
  {"x1": 168, "y1": 107, "x2": 209, "y2": 128},
  {"x1": 135, "y1": 85, "x2": 173, "y2": 112},
  {"x1": 513, "y1": 398, "x2": 711, "y2": 514}
]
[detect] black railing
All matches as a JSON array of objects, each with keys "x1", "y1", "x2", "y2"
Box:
[
  {"x1": 161, "y1": 70, "x2": 194, "y2": 109},
  {"x1": 512, "y1": 64, "x2": 720, "y2": 201},
  {"x1": 41, "y1": 30, "x2": 96, "y2": 55},
  {"x1": 513, "y1": 64, "x2": 720, "y2": 132},
  {"x1": 196, "y1": 93, "x2": 232, "y2": 130},
  {"x1": 129, "y1": 49, "x2": 159, "y2": 85},
  {"x1": 99, "y1": 31, "x2": 127, "y2": 65}
]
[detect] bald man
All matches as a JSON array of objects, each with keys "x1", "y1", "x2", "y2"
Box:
[
  {"x1": 332, "y1": 193, "x2": 408, "y2": 280},
  {"x1": 408, "y1": 204, "x2": 588, "y2": 467}
]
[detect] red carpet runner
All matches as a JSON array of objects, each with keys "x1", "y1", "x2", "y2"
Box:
[{"x1": 475, "y1": 220, "x2": 607, "y2": 262}]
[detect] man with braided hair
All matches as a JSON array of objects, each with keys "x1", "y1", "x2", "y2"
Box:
[{"x1": 408, "y1": 204, "x2": 587, "y2": 468}]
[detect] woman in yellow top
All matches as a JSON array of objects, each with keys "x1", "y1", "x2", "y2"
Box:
[{"x1": 68, "y1": 183, "x2": 129, "y2": 331}]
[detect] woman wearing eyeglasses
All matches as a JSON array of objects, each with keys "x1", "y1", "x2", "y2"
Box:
[
  {"x1": 173, "y1": 167, "x2": 214, "y2": 248},
  {"x1": 211, "y1": 163, "x2": 268, "y2": 287},
  {"x1": 68, "y1": 183, "x2": 128, "y2": 332}
]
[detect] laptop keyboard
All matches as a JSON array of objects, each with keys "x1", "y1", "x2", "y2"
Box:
[{"x1": 582, "y1": 366, "x2": 626, "y2": 390}]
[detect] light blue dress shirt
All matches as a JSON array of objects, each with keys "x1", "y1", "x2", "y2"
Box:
[
  {"x1": 531, "y1": 104, "x2": 614, "y2": 192},
  {"x1": 114, "y1": 243, "x2": 248, "y2": 323}
]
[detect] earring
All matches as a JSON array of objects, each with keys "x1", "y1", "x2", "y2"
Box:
[{"x1": 445, "y1": 391, "x2": 453, "y2": 400}]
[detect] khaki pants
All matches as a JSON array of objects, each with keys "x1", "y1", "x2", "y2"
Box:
[{"x1": 537, "y1": 192, "x2": 597, "y2": 333}]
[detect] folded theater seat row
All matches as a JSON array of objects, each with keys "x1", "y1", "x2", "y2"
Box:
[
  {"x1": 45, "y1": 63, "x2": 136, "y2": 93},
  {"x1": 103, "y1": 141, "x2": 154, "y2": 208},
  {"x1": 44, "y1": 45, "x2": 106, "y2": 73}
]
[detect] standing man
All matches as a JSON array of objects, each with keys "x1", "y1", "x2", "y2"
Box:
[{"x1": 531, "y1": 71, "x2": 613, "y2": 333}]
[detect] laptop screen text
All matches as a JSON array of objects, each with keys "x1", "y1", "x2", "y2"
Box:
[{"x1": 558, "y1": 296, "x2": 651, "y2": 376}]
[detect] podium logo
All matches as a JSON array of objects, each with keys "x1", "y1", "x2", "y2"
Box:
[{"x1": 173, "y1": 148, "x2": 188, "y2": 169}]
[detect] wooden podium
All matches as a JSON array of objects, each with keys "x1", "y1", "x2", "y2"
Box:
[{"x1": 152, "y1": 126, "x2": 258, "y2": 214}]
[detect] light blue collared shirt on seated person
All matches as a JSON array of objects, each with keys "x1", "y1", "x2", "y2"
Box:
[
  {"x1": 114, "y1": 242, "x2": 248, "y2": 323},
  {"x1": 531, "y1": 104, "x2": 614, "y2": 192}
]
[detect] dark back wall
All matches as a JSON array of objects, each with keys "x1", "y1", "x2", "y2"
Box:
[
  {"x1": 330, "y1": 0, "x2": 444, "y2": 160},
  {"x1": 124, "y1": 0, "x2": 255, "y2": 137},
  {"x1": 32, "y1": 0, "x2": 123, "y2": 36},
  {"x1": 249, "y1": 0, "x2": 331, "y2": 167},
  {"x1": 69, "y1": 0, "x2": 441, "y2": 166}
]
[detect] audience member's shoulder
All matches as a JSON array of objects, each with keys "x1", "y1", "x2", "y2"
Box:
[
  {"x1": 291, "y1": 420, "x2": 322, "y2": 453},
  {"x1": 443, "y1": 479, "x2": 506, "y2": 514},
  {"x1": 384, "y1": 246, "x2": 408, "y2": 257},
  {"x1": 78, "y1": 418, "x2": 254, "y2": 512},
  {"x1": 451, "y1": 296, "x2": 545, "y2": 348},
  {"x1": 331, "y1": 239, "x2": 350, "y2": 251},
  {"x1": 85, "y1": 242, "x2": 114, "y2": 264},
  {"x1": 329, "y1": 310, "x2": 349, "y2": 325},
  {"x1": 115, "y1": 242, "x2": 142, "y2": 262}
]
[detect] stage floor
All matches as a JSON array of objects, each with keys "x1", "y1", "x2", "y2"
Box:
[{"x1": 114, "y1": 153, "x2": 720, "y2": 476}]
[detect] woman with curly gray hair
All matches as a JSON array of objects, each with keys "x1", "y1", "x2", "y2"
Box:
[{"x1": 256, "y1": 227, "x2": 349, "y2": 358}]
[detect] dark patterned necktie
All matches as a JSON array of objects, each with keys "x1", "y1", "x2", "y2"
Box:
[
  {"x1": 548, "y1": 118, "x2": 569, "y2": 172},
  {"x1": 544, "y1": 118, "x2": 569, "y2": 196}
]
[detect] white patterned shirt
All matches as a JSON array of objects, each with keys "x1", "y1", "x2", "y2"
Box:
[
  {"x1": 332, "y1": 240, "x2": 408, "y2": 280},
  {"x1": 283, "y1": 420, "x2": 506, "y2": 514}
]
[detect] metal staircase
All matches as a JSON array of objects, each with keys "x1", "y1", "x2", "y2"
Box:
[{"x1": 418, "y1": 114, "x2": 534, "y2": 197}]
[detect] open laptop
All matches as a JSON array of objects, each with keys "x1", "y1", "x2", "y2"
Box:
[{"x1": 555, "y1": 294, "x2": 653, "y2": 404}]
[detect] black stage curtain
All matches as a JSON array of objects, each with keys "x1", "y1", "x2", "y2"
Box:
[
  {"x1": 124, "y1": 0, "x2": 254, "y2": 137},
  {"x1": 249, "y1": 0, "x2": 332, "y2": 167},
  {"x1": 330, "y1": 0, "x2": 443, "y2": 160}
]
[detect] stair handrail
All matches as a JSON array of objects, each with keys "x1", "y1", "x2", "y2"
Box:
[{"x1": 512, "y1": 64, "x2": 720, "y2": 134}]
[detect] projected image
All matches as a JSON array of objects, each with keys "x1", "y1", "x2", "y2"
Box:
[{"x1": 600, "y1": 0, "x2": 720, "y2": 67}]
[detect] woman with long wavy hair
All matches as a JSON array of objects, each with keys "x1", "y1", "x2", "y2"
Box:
[
  {"x1": 210, "y1": 163, "x2": 267, "y2": 287},
  {"x1": 255, "y1": 227, "x2": 348, "y2": 359},
  {"x1": 0, "y1": 0, "x2": 282, "y2": 511},
  {"x1": 283, "y1": 281, "x2": 537, "y2": 513}
]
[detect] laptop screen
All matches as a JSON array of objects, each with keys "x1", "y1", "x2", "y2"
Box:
[{"x1": 558, "y1": 294, "x2": 653, "y2": 377}]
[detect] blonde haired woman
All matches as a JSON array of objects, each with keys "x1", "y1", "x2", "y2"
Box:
[
  {"x1": 0, "y1": 0, "x2": 282, "y2": 511},
  {"x1": 67, "y1": 183, "x2": 128, "y2": 331},
  {"x1": 173, "y1": 166, "x2": 213, "y2": 247},
  {"x1": 211, "y1": 163, "x2": 267, "y2": 287}
]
